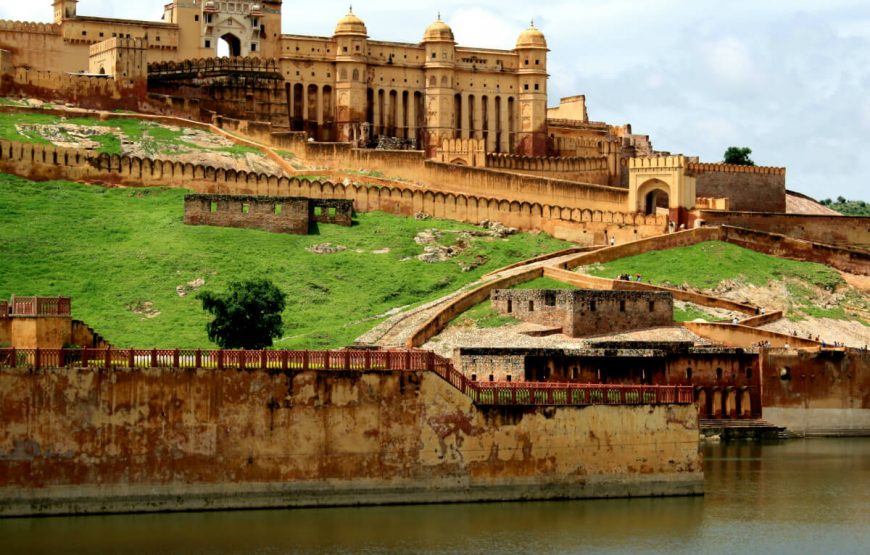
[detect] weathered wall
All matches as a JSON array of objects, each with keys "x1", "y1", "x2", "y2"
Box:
[
  {"x1": 0, "y1": 366, "x2": 703, "y2": 516},
  {"x1": 9, "y1": 317, "x2": 71, "y2": 349},
  {"x1": 184, "y1": 195, "x2": 310, "y2": 235},
  {"x1": 762, "y1": 349, "x2": 870, "y2": 436},
  {"x1": 699, "y1": 212, "x2": 870, "y2": 250},
  {"x1": 690, "y1": 163, "x2": 786, "y2": 213},
  {"x1": 490, "y1": 289, "x2": 673, "y2": 337}
]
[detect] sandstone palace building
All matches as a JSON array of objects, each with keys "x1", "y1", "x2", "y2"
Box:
[{"x1": 5, "y1": 1, "x2": 551, "y2": 156}]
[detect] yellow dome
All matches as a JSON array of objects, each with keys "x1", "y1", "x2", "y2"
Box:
[
  {"x1": 516, "y1": 23, "x2": 547, "y2": 49},
  {"x1": 334, "y1": 10, "x2": 368, "y2": 37},
  {"x1": 422, "y1": 17, "x2": 455, "y2": 43}
]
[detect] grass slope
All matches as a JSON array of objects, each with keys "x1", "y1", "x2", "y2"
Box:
[
  {"x1": 0, "y1": 174, "x2": 570, "y2": 349},
  {"x1": 588, "y1": 241, "x2": 866, "y2": 321}
]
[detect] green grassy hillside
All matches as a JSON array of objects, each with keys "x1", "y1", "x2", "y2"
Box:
[
  {"x1": 0, "y1": 174, "x2": 570, "y2": 349},
  {"x1": 587, "y1": 241, "x2": 868, "y2": 322}
]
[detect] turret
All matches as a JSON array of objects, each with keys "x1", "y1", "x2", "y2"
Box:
[
  {"x1": 422, "y1": 15, "x2": 456, "y2": 156},
  {"x1": 53, "y1": 0, "x2": 77, "y2": 24},
  {"x1": 514, "y1": 22, "x2": 548, "y2": 156},
  {"x1": 333, "y1": 8, "x2": 369, "y2": 143}
]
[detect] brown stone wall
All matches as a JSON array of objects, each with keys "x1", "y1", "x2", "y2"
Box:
[
  {"x1": 0, "y1": 316, "x2": 9, "y2": 346},
  {"x1": 0, "y1": 365, "x2": 703, "y2": 516},
  {"x1": 490, "y1": 289, "x2": 673, "y2": 337},
  {"x1": 691, "y1": 165, "x2": 786, "y2": 213},
  {"x1": 762, "y1": 349, "x2": 870, "y2": 435},
  {"x1": 9, "y1": 316, "x2": 71, "y2": 349},
  {"x1": 700, "y1": 212, "x2": 870, "y2": 250},
  {"x1": 184, "y1": 195, "x2": 310, "y2": 235}
]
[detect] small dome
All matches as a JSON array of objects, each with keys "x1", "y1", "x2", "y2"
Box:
[
  {"x1": 516, "y1": 22, "x2": 547, "y2": 49},
  {"x1": 423, "y1": 16, "x2": 455, "y2": 43},
  {"x1": 334, "y1": 9, "x2": 368, "y2": 37}
]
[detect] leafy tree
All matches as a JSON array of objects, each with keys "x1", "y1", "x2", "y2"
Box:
[
  {"x1": 723, "y1": 146, "x2": 755, "y2": 166},
  {"x1": 198, "y1": 279, "x2": 286, "y2": 349}
]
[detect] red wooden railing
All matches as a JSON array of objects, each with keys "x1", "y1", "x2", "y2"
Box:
[
  {"x1": 8, "y1": 296, "x2": 71, "y2": 317},
  {"x1": 0, "y1": 348, "x2": 694, "y2": 407}
]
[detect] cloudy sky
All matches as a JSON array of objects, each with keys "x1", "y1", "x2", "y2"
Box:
[{"x1": 2, "y1": 1, "x2": 868, "y2": 201}]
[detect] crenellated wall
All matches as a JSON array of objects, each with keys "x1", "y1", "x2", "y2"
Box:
[
  {"x1": 0, "y1": 139, "x2": 668, "y2": 242},
  {"x1": 689, "y1": 163, "x2": 786, "y2": 213}
]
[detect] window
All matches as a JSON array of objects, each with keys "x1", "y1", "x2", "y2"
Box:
[
  {"x1": 528, "y1": 300, "x2": 534, "y2": 312},
  {"x1": 524, "y1": 59, "x2": 529, "y2": 65},
  {"x1": 619, "y1": 300, "x2": 626, "y2": 312},
  {"x1": 507, "y1": 300, "x2": 513, "y2": 314},
  {"x1": 242, "y1": 203, "x2": 250, "y2": 214},
  {"x1": 328, "y1": 207, "x2": 337, "y2": 218},
  {"x1": 431, "y1": 52, "x2": 436, "y2": 59},
  {"x1": 343, "y1": 46, "x2": 348, "y2": 53},
  {"x1": 686, "y1": 368, "x2": 693, "y2": 380},
  {"x1": 649, "y1": 301, "x2": 655, "y2": 312},
  {"x1": 81, "y1": 30, "x2": 87, "y2": 36},
  {"x1": 524, "y1": 84, "x2": 529, "y2": 90},
  {"x1": 210, "y1": 201, "x2": 218, "y2": 213},
  {"x1": 535, "y1": 59, "x2": 540, "y2": 65},
  {"x1": 99, "y1": 32, "x2": 104, "y2": 37},
  {"x1": 716, "y1": 368, "x2": 723, "y2": 381},
  {"x1": 274, "y1": 204, "x2": 282, "y2": 215},
  {"x1": 534, "y1": 83, "x2": 539, "y2": 91},
  {"x1": 489, "y1": 374, "x2": 494, "y2": 382},
  {"x1": 205, "y1": 40, "x2": 211, "y2": 48},
  {"x1": 471, "y1": 373, "x2": 477, "y2": 382},
  {"x1": 195, "y1": 14, "x2": 200, "y2": 22},
  {"x1": 314, "y1": 206, "x2": 322, "y2": 217},
  {"x1": 506, "y1": 375, "x2": 512, "y2": 383},
  {"x1": 544, "y1": 291, "x2": 556, "y2": 307},
  {"x1": 745, "y1": 368, "x2": 753, "y2": 379},
  {"x1": 590, "y1": 301, "x2": 597, "y2": 312},
  {"x1": 251, "y1": 43, "x2": 257, "y2": 52}
]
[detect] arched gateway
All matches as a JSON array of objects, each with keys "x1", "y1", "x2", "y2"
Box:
[{"x1": 627, "y1": 156, "x2": 697, "y2": 228}]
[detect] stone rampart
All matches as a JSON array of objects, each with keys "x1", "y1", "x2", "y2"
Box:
[
  {"x1": 689, "y1": 163, "x2": 786, "y2": 213},
  {"x1": 698, "y1": 211, "x2": 870, "y2": 250},
  {"x1": 0, "y1": 363, "x2": 703, "y2": 516},
  {"x1": 0, "y1": 139, "x2": 667, "y2": 239}
]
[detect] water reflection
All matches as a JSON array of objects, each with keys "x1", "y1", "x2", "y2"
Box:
[{"x1": 2, "y1": 439, "x2": 868, "y2": 555}]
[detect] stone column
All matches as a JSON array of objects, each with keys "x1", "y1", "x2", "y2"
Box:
[
  {"x1": 316, "y1": 86, "x2": 324, "y2": 125},
  {"x1": 472, "y1": 95, "x2": 482, "y2": 140},
  {"x1": 396, "y1": 91, "x2": 405, "y2": 138},
  {"x1": 486, "y1": 95, "x2": 497, "y2": 153},
  {"x1": 407, "y1": 94, "x2": 417, "y2": 146},
  {"x1": 372, "y1": 90, "x2": 381, "y2": 136},
  {"x1": 499, "y1": 97, "x2": 510, "y2": 154},
  {"x1": 461, "y1": 94, "x2": 470, "y2": 140}
]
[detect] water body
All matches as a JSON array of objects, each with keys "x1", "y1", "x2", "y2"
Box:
[{"x1": 2, "y1": 439, "x2": 868, "y2": 555}]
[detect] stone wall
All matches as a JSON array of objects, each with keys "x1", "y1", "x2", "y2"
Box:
[
  {"x1": 762, "y1": 349, "x2": 870, "y2": 436},
  {"x1": 698, "y1": 212, "x2": 870, "y2": 250},
  {"x1": 183, "y1": 194, "x2": 353, "y2": 234},
  {"x1": 690, "y1": 163, "x2": 786, "y2": 213},
  {"x1": 490, "y1": 289, "x2": 673, "y2": 337},
  {"x1": 0, "y1": 139, "x2": 668, "y2": 243},
  {"x1": 0, "y1": 365, "x2": 703, "y2": 516}
]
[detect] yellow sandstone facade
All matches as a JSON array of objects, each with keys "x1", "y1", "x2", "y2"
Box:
[{"x1": 0, "y1": 1, "x2": 549, "y2": 155}]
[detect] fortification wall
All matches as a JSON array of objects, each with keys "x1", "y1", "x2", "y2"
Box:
[
  {"x1": 0, "y1": 21, "x2": 86, "y2": 74},
  {"x1": 184, "y1": 195, "x2": 311, "y2": 235},
  {"x1": 0, "y1": 365, "x2": 702, "y2": 516},
  {"x1": 719, "y1": 226, "x2": 870, "y2": 276},
  {"x1": 762, "y1": 349, "x2": 870, "y2": 436},
  {"x1": 689, "y1": 163, "x2": 786, "y2": 213},
  {"x1": 483, "y1": 153, "x2": 611, "y2": 186},
  {"x1": 699, "y1": 211, "x2": 870, "y2": 250},
  {"x1": 0, "y1": 139, "x2": 667, "y2": 241},
  {"x1": 0, "y1": 67, "x2": 145, "y2": 111}
]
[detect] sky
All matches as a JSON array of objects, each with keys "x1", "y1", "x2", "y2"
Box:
[{"x1": 2, "y1": 1, "x2": 869, "y2": 201}]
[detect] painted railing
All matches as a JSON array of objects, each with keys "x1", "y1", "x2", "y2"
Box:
[
  {"x1": 8, "y1": 296, "x2": 71, "y2": 317},
  {"x1": 0, "y1": 348, "x2": 693, "y2": 407}
]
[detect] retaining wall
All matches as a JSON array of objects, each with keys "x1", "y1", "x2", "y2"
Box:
[
  {"x1": 699, "y1": 211, "x2": 870, "y2": 250},
  {"x1": 0, "y1": 365, "x2": 703, "y2": 516}
]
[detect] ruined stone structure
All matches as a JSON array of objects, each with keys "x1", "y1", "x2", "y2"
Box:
[
  {"x1": 456, "y1": 344, "x2": 762, "y2": 419},
  {"x1": 490, "y1": 289, "x2": 673, "y2": 338},
  {"x1": 0, "y1": 349, "x2": 701, "y2": 516},
  {"x1": 0, "y1": 296, "x2": 107, "y2": 349},
  {"x1": 183, "y1": 193, "x2": 353, "y2": 234}
]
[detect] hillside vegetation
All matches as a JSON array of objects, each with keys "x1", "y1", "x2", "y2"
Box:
[
  {"x1": 0, "y1": 174, "x2": 570, "y2": 349},
  {"x1": 820, "y1": 196, "x2": 870, "y2": 217},
  {"x1": 586, "y1": 241, "x2": 868, "y2": 323}
]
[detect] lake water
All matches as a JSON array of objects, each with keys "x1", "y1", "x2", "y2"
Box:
[{"x1": 2, "y1": 439, "x2": 868, "y2": 554}]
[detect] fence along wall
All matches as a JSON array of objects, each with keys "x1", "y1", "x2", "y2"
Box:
[
  {"x1": 0, "y1": 358, "x2": 702, "y2": 516},
  {"x1": 0, "y1": 139, "x2": 667, "y2": 239}
]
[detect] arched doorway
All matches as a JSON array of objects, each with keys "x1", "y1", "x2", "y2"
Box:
[
  {"x1": 637, "y1": 179, "x2": 670, "y2": 216},
  {"x1": 218, "y1": 33, "x2": 241, "y2": 57}
]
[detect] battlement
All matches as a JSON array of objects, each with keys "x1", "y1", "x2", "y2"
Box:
[
  {"x1": 486, "y1": 153, "x2": 608, "y2": 173},
  {"x1": 437, "y1": 138, "x2": 485, "y2": 167},
  {"x1": 629, "y1": 155, "x2": 688, "y2": 170},
  {"x1": 688, "y1": 162, "x2": 786, "y2": 176},
  {"x1": 0, "y1": 20, "x2": 61, "y2": 35}
]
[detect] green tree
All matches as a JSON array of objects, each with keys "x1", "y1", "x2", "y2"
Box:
[
  {"x1": 198, "y1": 279, "x2": 286, "y2": 349},
  {"x1": 723, "y1": 147, "x2": 755, "y2": 166}
]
